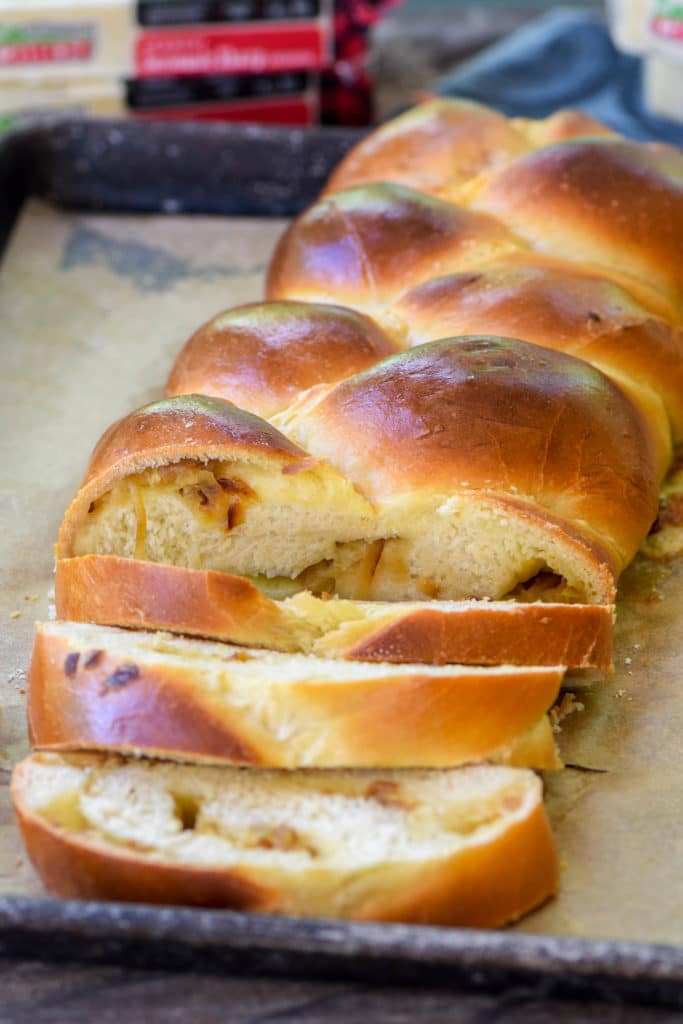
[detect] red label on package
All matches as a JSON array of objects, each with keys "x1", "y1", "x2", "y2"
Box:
[
  {"x1": 0, "y1": 40, "x2": 93, "y2": 64},
  {"x1": 135, "y1": 23, "x2": 329, "y2": 78},
  {"x1": 0, "y1": 24, "x2": 95, "y2": 66},
  {"x1": 651, "y1": 16, "x2": 683, "y2": 40},
  {"x1": 135, "y1": 95, "x2": 316, "y2": 125}
]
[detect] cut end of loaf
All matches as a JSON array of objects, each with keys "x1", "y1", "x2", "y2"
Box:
[
  {"x1": 58, "y1": 336, "x2": 654, "y2": 608},
  {"x1": 56, "y1": 393, "x2": 330, "y2": 557},
  {"x1": 58, "y1": 462, "x2": 618, "y2": 605},
  {"x1": 58, "y1": 444, "x2": 376, "y2": 584}
]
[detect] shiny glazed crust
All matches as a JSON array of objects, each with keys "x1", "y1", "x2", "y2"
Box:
[
  {"x1": 27, "y1": 622, "x2": 563, "y2": 769},
  {"x1": 394, "y1": 253, "x2": 683, "y2": 455},
  {"x1": 471, "y1": 138, "x2": 683, "y2": 317},
  {"x1": 54, "y1": 555, "x2": 614, "y2": 671},
  {"x1": 323, "y1": 97, "x2": 613, "y2": 202},
  {"x1": 266, "y1": 183, "x2": 519, "y2": 313},
  {"x1": 280, "y1": 336, "x2": 658, "y2": 576},
  {"x1": 12, "y1": 753, "x2": 560, "y2": 926},
  {"x1": 166, "y1": 301, "x2": 401, "y2": 419}
]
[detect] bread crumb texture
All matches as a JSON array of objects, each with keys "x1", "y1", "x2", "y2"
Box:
[{"x1": 19, "y1": 752, "x2": 537, "y2": 870}]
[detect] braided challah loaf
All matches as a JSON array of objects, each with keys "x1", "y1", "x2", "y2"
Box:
[
  {"x1": 56, "y1": 347, "x2": 657, "y2": 609},
  {"x1": 166, "y1": 302, "x2": 401, "y2": 418},
  {"x1": 15, "y1": 96, "x2": 683, "y2": 926},
  {"x1": 322, "y1": 98, "x2": 615, "y2": 200}
]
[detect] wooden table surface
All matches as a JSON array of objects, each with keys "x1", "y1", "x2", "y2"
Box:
[{"x1": 3, "y1": 959, "x2": 683, "y2": 1024}]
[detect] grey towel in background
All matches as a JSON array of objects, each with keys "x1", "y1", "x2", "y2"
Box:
[{"x1": 432, "y1": 9, "x2": 683, "y2": 145}]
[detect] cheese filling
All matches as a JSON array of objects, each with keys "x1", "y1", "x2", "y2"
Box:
[{"x1": 70, "y1": 461, "x2": 600, "y2": 603}]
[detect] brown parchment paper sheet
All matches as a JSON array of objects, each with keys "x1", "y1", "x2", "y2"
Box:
[{"x1": 1, "y1": 199, "x2": 682, "y2": 945}]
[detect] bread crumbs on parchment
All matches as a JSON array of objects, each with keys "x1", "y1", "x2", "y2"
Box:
[{"x1": 550, "y1": 692, "x2": 585, "y2": 733}]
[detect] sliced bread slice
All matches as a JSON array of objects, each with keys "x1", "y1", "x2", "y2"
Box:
[
  {"x1": 28, "y1": 621, "x2": 563, "y2": 770},
  {"x1": 12, "y1": 750, "x2": 559, "y2": 926},
  {"x1": 55, "y1": 555, "x2": 614, "y2": 670}
]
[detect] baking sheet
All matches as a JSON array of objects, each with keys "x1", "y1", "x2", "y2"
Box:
[{"x1": 1, "y1": 198, "x2": 682, "y2": 946}]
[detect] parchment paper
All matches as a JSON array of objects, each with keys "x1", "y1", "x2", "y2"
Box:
[{"x1": 1, "y1": 199, "x2": 682, "y2": 945}]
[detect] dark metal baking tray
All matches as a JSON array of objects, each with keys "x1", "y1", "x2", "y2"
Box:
[
  {"x1": 0, "y1": 116, "x2": 682, "y2": 1009},
  {"x1": 0, "y1": 117, "x2": 363, "y2": 257}
]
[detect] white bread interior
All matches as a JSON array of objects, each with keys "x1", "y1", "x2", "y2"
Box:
[
  {"x1": 13, "y1": 750, "x2": 551, "y2": 920},
  {"x1": 15, "y1": 752, "x2": 541, "y2": 864},
  {"x1": 68, "y1": 459, "x2": 376, "y2": 586},
  {"x1": 65, "y1": 458, "x2": 613, "y2": 605}
]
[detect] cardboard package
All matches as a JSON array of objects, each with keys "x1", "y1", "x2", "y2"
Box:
[{"x1": 608, "y1": 0, "x2": 683, "y2": 122}]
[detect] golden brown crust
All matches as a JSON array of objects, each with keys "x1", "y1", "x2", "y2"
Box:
[
  {"x1": 287, "y1": 336, "x2": 658, "y2": 575},
  {"x1": 322, "y1": 98, "x2": 613, "y2": 203},
  {"x1": 325, "y1": 600, "x2": 614, "y2": 671},
  {"x1": 266, "y1": 183, "x2": 520, "y2": 313},
  {"x1": 13, "y1": 795, "x2": 279, "y2": 910},
  {"x1": 393, "y1": 253, "x2": 683, "y2": 461},
  {"x1": 323, "y1": 97, "x2": 530, "y2": 199},
  {"x1": 356, "y1": 799, "x2": 559, "y2": 927},
  {"x1": 471, "y1": 138, "x2": 683, "y2": 317},
  {"x1": 55, "y1": 555, "x2": 614, "y2": 671},
  {"x1": 27, "y1": 629, "x2": 263, "y2": 764},
  {"x1": 27, "y1": 623, "x2": 563, "y2": 769},
  {"x1": 55, "y1": 556, "x2": 301, "y2": 652},
  {"x1": 83, "y1": 394, "x2": 308, "y2": 484},
  {"x1": 166, "y1": 301, "x2": 402, "y2": 418},
  {"x1": 55, "y1": 394, "x2": 317, "y2": 559}
]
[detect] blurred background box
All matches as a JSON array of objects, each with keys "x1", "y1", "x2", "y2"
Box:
[
  {"x1": 1, "y1": 2, "x2": 680, "y2": 129},
  {"x1": 126, "y1": 69, "x2": 319, "y2": 122},
  {"x1": 644, "y1": 54, "x2": 683, "y2": 123},
  {"x1": 0, "y1": 0, "x2": 334, "y2": 125},
  {"x1": 0, "y1": 68, "x2": 319, "y2": 124},
  {"x1": 0, "y1": 0, "x2": 404, "y2": 126},
  {"x1": 0, "y1": 1, "x2": 332, "y2": 79},
  {"x1": 608, "y1": 0, "x2": 683, "y2": 122}
]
